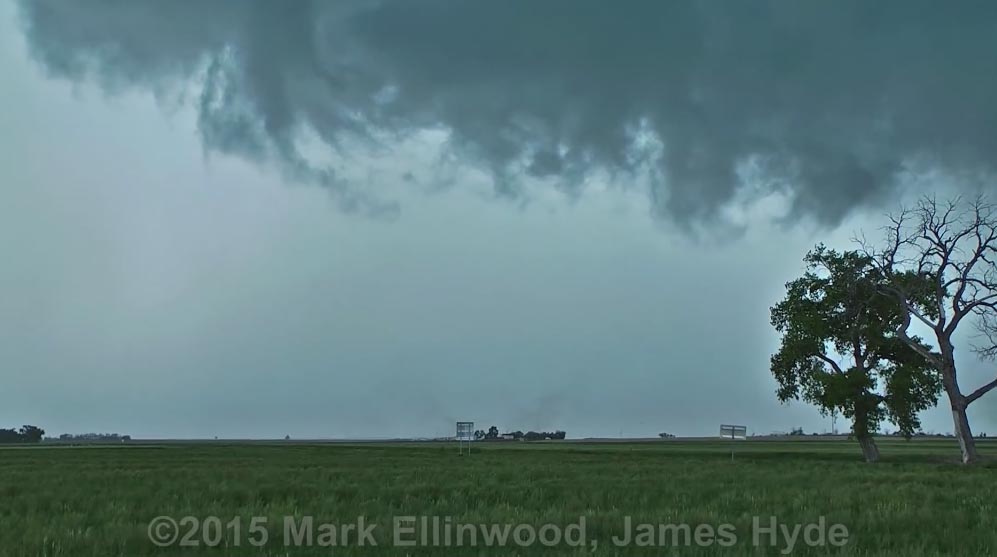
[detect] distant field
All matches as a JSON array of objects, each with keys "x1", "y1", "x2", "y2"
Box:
[{"x1": 1, "y1": 439, "x2": 995, "y2": 556}]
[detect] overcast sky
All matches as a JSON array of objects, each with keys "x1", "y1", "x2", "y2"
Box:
[{"x1": 3, "y1": 1, "x2": 997, "y2": 439}]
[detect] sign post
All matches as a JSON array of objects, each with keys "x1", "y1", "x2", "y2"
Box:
[
  {"x1": 456, "y1": 421, "x2": 475, "y2": 456},
  {"x1": 719, "y1": 424, "x2": 747, "y2": 462}
]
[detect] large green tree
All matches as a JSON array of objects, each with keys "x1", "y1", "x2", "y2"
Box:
[{"x1": 771, "y1": 247, "x2": 940, "y2": 462}]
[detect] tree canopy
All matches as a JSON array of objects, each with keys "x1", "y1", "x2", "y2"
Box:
[{"x1": 0, "y1": 425, "x2": 45, "y2": 444}]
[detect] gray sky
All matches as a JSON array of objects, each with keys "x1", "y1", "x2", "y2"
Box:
[{"x1": 2, "y1": 0, "x2": 996, "y2": 439}]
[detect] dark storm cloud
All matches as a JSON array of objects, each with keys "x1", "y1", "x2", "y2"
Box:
[{"x1": 17, "y1": 0, "x2": 997, "y2": 224}]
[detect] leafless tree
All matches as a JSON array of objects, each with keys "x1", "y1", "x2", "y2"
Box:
[{"x1": 858, "y1": 195, "x2": 997, "y2": 464}]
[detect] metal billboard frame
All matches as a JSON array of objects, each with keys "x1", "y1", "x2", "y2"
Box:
[{"x1": 456, "y1": 421, "x2": 475, "y2": 455}]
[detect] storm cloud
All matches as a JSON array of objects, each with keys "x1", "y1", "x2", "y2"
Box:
[{"x1": 16, "y1": 0, "x2": 997, "y2": 224}]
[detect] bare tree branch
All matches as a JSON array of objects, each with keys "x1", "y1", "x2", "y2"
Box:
[
  {"x1": 965, "y1": 377, "x2": 997, "y2": 405},
  {"x1": 814, "y1": 352, "x2": 845, "y2": 375},
  {"x1": 894, "y1": 305, "x2": 943, "y2": 369}
]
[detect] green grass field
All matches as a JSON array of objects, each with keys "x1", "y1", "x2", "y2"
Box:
[{"x1": 1, "y1": 439, "x2": 995, "y2": 556}]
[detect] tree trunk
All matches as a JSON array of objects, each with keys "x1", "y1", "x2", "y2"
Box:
[
  {"x1": 857, "y1": 435, "x2": 880, "y2": 463},
  {"x1": 951, "y1": 402, "x2": 980, "y2": 464},
  {"x1": 936, "y1": 354, "x2": 981, "y2": 464}
]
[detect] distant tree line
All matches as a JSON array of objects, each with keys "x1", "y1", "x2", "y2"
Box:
[
  {"x1": 58, "y1": 433, "x2": 131, "y2": 442},
  {"x1": 0, "y1": 425, "x2": 45, "y2": 444},
  {"x1": 473, "y1": 425, "x2": 566, "y2": 441}
]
